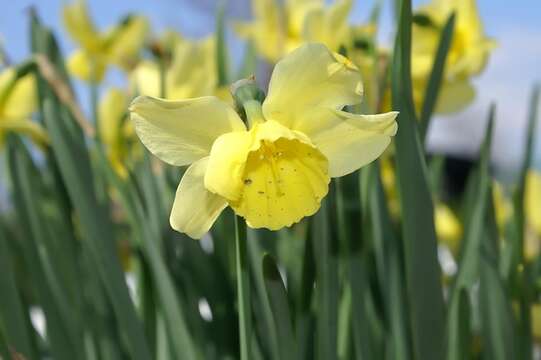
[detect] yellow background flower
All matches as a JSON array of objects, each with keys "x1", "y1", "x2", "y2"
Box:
[
  {"x1": 0, "y1": 67, "x2": 47, "y2": 147},
  {"x1": 63, "y1": 0, "x2": 149, "y2": 82},
  {"x1": 235, "y1": 0, "x2": 353, "y2": 63},
  {"x1": 411, "y1": 0, "x2": 496, "y2": 114}
]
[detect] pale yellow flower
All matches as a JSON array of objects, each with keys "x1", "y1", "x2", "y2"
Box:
[
  {"x1": 235, "y1": 0, "x2": 352, "y2": 63},
  {"x1": 63, "y1": 0, "x2": 149, "y2": 82},
  {"x1": 131, "y1": 35, "x2": 225, "y2": 100},
  {"x1": 129, "y1": 43, "x2": 398, "y2": 238},
  {"x1": 0, "y1": 67, "x2": 47, "y2": 147},
  {"x1": 434, "y1": 203, "x2": 462, "y2": 253},
  {"x1": 411, "y1": 0, "x2": 496, "y2": 114},
  {"x1": 98, "y1": 87, "x2": 138, "y2": 178}
]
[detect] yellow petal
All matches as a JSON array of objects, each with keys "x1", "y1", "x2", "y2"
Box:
[
  {"x1": 167, "y1": 37, "x2": 216, "y2": 98},
  {"x1": 104, "y1": 15, "x2": 149, "y2": 70},
  {"x1": 434, "y1": 203, "x2": 462, "y2": 253},
  {"x1": 131, "y1": 60, "x2": 161, "y2": 97},
  {"x1": 170, "y1": 157, "x2": 227, "y2": 239},
  {"x1": 205, "y1": 120, "x2": 313, "y2": 202},
  {"x1": 263, "y1": 43, "x2": 363, "y2": 133},
  {"x1": 235, "y1": 0, "x2": 287, "y2": 62},
  {"x1": 98, "y1": 87, "x2": 128, "y2": 146},
  {"x1": 0, "y1": 68, "x2": 36, "y2": 119},
  {"x1": 434, "y1": 79, "x2": 475, "y2": 114},
  {"x1": 205, "y1": 131, "x2": 253, "y2": 201},
  {"x1": 129, "y1": 96, "x2": 245, "y2": 166},
  {"x1": 66, "y1": 49, "x2": 106, "y2": 82},
  {"x1": 302, "y1": 0, "x2": 352, "y2": 52},
  {"x1": 62, "y1": 0, "x2": 102, "y2": 53},
  {"x1": 526, "y1": 170, "x2": 541, "y2": 235},
  {"x1": 226, "y1": 121, "x2": 329, "y2": 230},
  {"x1": 308, "y1": 110, "x2": 398, "y2": 177},
  {"x1": 0, "y1": 118, "x2": 49, "y2": 148}
]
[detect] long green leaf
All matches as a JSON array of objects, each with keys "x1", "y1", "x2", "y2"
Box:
[
  {"x1": 479, "y1": 188, "x2": 515, "y2": 360},
  {"x1": 391, "y1": 0, "x2": 446, "y2": 358},
  {"x1": 447, "y1": 106, "x2": 494, "y2": 360},
  {"x1": 262, "y1": 254, "x2": 298, "y2": 360},
  {"x1": 419, "y1": 13, "x2": 456, "y2": 140},
  {"x1": 0, "y1": 221, "x2": 36, "y2": 359}
]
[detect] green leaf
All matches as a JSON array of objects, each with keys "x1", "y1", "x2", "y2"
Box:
[
  {"x1": 479, "y1": 192, "x2": 515, "y2": 359},
  {"x1": 216, "y1": 0, "x2": 229, "y2": 86},
  {"x1": 262, "y1": 254, "x2": 298, "y2": 360},
  {"x1": 368, "y1": 163, "x2": 411, "y2": 360},
  {"x1": 94, "y1": 147, "x2": 199, "y2": 359},
  {"x1": 446, "y1": 289, "x2": 471, "y2": 360},
  {"x1": 391, "y1": 0, "x2": 446, "y2": 358},
  {"x1": 7, "y1": 137, "x2": 84, "y2": 360},
  {"x1": 0, "y1": 221, "x2": 36, "y2": 359},
  {"x1": 419, "y1": 13, "x2": 456, "y2": 140},
  {"x1": 447, "y1": 106, "x2": 494, "y2": 360},
  {"x1": 41, "y1": 96, "x2": 151, "y2": 360}
]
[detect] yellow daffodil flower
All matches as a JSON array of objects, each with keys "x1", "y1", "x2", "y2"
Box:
[
  {"x1": 235, "y1": 0, "x2": 352, "y2": 63},
  {"x1": 411, "y1": 0, "x2": 496, "y2": 114},
  {"x1": 434, "y1": 203, "x2": 462, "y2": 253},
  {"x1": 0, "y1": 67, "x2": 47, "y2": 147},
  {"x1": 132, "y1": 35, "x2": 223, "y2": 100},
  {"x1": 98, "y1": 87, "x2": 138, "y2": 178},
  {"x1": 129, "y1": 43, "x2": 398, "y2": 238},
  {"x1": 62, "y1": 0, "x2": 149, "y2": 82},
  {"x1": 524, "y1": 170, "x2": 541, "y2": 260}
]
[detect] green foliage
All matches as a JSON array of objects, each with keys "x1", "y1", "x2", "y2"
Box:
[{"x1": 0, "y1": 1, "x2": 540, "y2": 360}]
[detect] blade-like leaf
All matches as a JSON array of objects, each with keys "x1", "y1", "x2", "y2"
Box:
[
  {"x1": 391, "y1": 0, "x2": 446, "y2": 358},
  {"x1": 419, "y1": 13, "x2": 456, "y2": 140},
  {"x1": 262, "y1": 254, "x2": 298, "y2": 360}
]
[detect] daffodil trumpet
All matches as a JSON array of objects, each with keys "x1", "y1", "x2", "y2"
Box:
[{"x1": 129, "y1": 43, "x2": 398, "y2": 239}]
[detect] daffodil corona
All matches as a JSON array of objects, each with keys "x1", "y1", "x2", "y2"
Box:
[{"x1": 129, "y1": 43, "x2": 398, "y2": 238}]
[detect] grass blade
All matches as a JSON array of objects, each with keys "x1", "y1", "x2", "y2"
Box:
[
  {"x1": 391, "y1": 0, "x2": 446, "y2": 358},
  {"x1": 419, "y1": 13, "x2": 456, "y2": 140},
  {"x1": 0, "y1": 221, "x2": 36, "y2": 359},
  {"x1": 262, "y1": 254, "x2": 298, "y2": 360}
]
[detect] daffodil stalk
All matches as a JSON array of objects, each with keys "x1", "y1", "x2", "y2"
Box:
[{"x1": 234, "y1": 214, "x2": 251, "y2": 360}]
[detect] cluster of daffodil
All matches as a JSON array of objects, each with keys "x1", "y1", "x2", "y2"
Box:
[
  {"x1": 4, "y1": 0, "x2": 541, "y2": 357},
  {"x1": 0, "y1": 0, "x2": 503, "y2": 241}
]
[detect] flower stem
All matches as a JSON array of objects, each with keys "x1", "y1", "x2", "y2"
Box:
[{"x1": 235, "y1": 215, "x2": 252, "y2": 359}]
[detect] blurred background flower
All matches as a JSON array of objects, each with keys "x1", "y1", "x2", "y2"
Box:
[{"x1": 0, "y1": 0, "x2": 540, "y2": 209}]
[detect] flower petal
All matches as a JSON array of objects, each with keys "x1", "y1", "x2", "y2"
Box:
[
  {"x1": 129, "y1": 96, "x2": 245, "y2": 166},
  {"x1": 205, "y1": 131, "x2": 252, "y2": 201},
  {"x1": 310, "y1": 110, "x2": 398, "y2": 177},
  {"x1": 0, "y1": 68, "x2": 37, "y2": 119},
  {"x1": 66, "y1": 49, "x2": 107, "y2": 82},
  {"x1": 262, "y1": 43, "x2": 363, "y2": 133},
  {"x1": 205, "y1": 120, "x2": 314, "y2": 201},
  {"x1": 104, "y1": 16, "x2": 149, "y2": 70},
  {"x1": 62, "y1": 0, "x2": 102, "y2": 53},
  {"x1": 170, "y1": 157, "x2": 227, "y2": 239},
  {"x1": 230, "y1": 135, "x2": 329, "y2": 230},
  {"x1": 435, "y1": 79, "x2": 475, "y2": 114},
  {"x1": 0, "y1": 118, "x2": 49, "y2": 148}
]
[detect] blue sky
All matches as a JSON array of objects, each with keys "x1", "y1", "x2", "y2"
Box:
[{"x1": 0, "y1": 0, "x2": 540, "y2": 176}]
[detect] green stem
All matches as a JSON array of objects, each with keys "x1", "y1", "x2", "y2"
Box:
[
  {"x1": 235, "y1": 215, "x2": 252, "y2": 359},
  {"x1": 159, "y1": 58, "x2": 167, "y2": 99}
]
